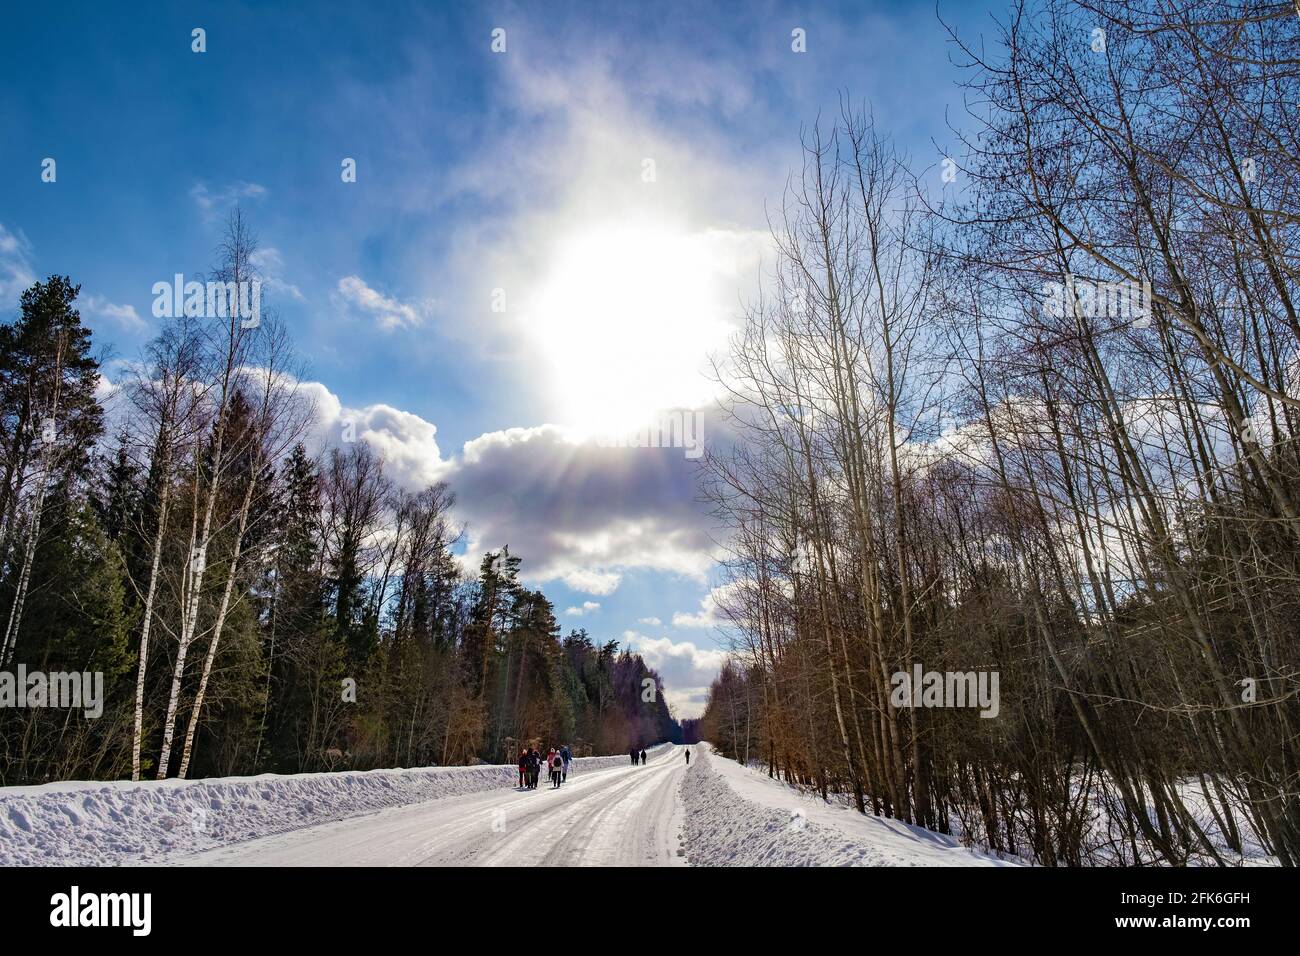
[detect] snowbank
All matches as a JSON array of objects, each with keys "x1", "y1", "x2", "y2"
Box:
[
  {"x1": 0, "y1": 744, "x2": 671, "y2": 866},
  {"x1": 682, "y1": 744, "x2": 1022, "y2": 867},
  {"x1": 1068, "y1": 775, "x2": 1278, "y2": 866}
]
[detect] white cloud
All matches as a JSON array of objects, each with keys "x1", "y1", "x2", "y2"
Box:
[
  {"x1": 672, "y1": 584, "x2": 729, "y2": 629},
  {"x1": 637, "y1": 616, "x2": 661, "y2": 626},
  {"x1": 0, "y1": 223, "x2": 36, "y2": 305},
  {"x1": 559, "y1": 569, "x2": 623, "y2": 595},
  {"x1": 452, "y1": 424, "x2": 716, "y2": 594},
  {"x1": 112, "y1": 357, "x2": 713, "y2": 608},
  {"x1": 190, "y1": 181, "x2": 267, "y2": 218},
  {"x1": 250, "y1": 247, "x2": 305, "y2": 301},
  {"x1": 335, "y1": 275, "x2": 428, "y2": 331},
  {"x1": 286, "y1": 382, "x2": 718, "y2": 594},
  {"x1": 84, "y1": 295, "x2": 148, "y2": 334},
  {"x1": 671, "y1": 612, "x2": 709, "y2": 628},
  {"x1": 665, "y1": 686, "x2": 712, "y2": 721},
  {"x1": 622, "y1": 632, "x2": 726, "y2": 720},
  {"x1": 297, "y1": 380, "x2": 450, "y2": 490},
  {"x1": 625, "y1": 633, "x2": 727, "y2": 683},
  {"x1": 563, "y1": 601, "x2": 601, "y2": 617}
]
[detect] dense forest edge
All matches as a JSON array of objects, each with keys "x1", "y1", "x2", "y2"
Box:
[{"x1": 693, "y1": 1, "x2": 1300, "y2": 867}]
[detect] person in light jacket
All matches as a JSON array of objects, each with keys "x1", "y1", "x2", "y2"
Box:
[{"x1": 550, "y1": 750, "x2": 564, "y2": 788}]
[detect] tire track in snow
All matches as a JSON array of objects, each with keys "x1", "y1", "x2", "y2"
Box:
[{"x1": 179, "y1": 745, "x2": 687, "y2": 867}]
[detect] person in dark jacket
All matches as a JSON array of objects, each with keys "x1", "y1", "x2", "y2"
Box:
[
  {"x1": 685, "y1": 749, "x2": 690, "y2": 765},
  {"x1": 528, "y1": 748, "x2": 542, "y2": 789},
  {"x1": 630, "y1": 747, "x2": 638, "y2": 766},
  {"x1": 640, "y1": 749, "x2": 647, "y2": 765},
  {"x1": 560, "y1": 745, "x2": 572, "y2": 782},
  {"x1": 517, "y1": 749, "x2": 528, "y2": 789}
]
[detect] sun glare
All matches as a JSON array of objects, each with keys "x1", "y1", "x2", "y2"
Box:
[{"x1": 524, "y1": 219, "x2": 739, "y2": 437}]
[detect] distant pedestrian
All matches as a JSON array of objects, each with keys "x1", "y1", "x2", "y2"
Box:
[
  {"x1": 561, "y1": 745, "x2": 572, "y2": 782},
  {"x1": 640, "y1": 749, "x2": 646, "y2": 765},
  {"x1": 528, "y1": 748, "x2": 542, "y2": 788},
  {"x1": 517, "y1": 748, "x2": 528, "y2": 789},
  {"x1": 630, "y1": 747, "x2": 638, "y2": 766},
  {"x1": 685, "y1": 749, "x2": 690, "y2": 765},
  {"x1": 550, "y1": 750, "x2": 564, "y2": 788}
]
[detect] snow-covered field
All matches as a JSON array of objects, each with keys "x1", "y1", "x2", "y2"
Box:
[
  {"x1": 683, "y1": 744, "x2": 1023, "y2": 866},
  {"x1": 0, "y1": 745, "x2": 671, "y2": 866}
]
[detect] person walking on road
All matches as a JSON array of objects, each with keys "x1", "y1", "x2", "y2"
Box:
[
  {"x1": 685, "y1": 749, "x2": 690, "y2": 766},
  {"x1": 550, "y1": 750, "x2": 564, "y2": 788},
  {"x1": 561, "y1": 744, "x2": 572, "y2": 782},
  {"x1": 528, "y1": 748, "x2": 542, "y2": 789},
  {"x1": 517, "y1": 748, "x2": 528, "y2": 789},
  {"x1": 630, "y1": 747, "x2": 638, "y2": 766},
  {"x1": 639, "y1": 749, "x2": 646, "y2": 765}
]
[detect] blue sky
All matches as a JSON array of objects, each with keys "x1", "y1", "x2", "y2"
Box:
[{"x1": 0, "y1": 0, "x2": 996, "y2": 717}]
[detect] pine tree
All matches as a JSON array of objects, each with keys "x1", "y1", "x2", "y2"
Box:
[
  {"x1": 0, "y1": 276, "x2": 103, "y2": 668},
  {"x1": 94, "y1": 429, "x2": 142, "y2": 546}
]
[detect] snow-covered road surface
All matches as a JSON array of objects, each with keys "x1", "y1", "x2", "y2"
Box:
[
  {"x1": 176, "y1": 745, "x2": 690, "y2": 867},
  {"x1": 2, "y1": 742, "x2": 1020, "y2": 866}
]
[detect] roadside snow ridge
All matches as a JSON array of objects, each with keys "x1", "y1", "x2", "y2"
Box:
[{"x1": 682, "y1": 744, "x2": 1022, "y2": 866}]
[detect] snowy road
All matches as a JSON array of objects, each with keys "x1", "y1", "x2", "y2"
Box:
[{"x1": 178, "y1": 744, "x2": 690, "y2": 867}]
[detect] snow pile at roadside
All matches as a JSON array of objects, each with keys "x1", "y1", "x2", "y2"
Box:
[
  {"x1": 0, "y1": 743, "x2": 671, "y2": 866},
  {"x1": 682, "y1": 744, "x2": 1022, "y2": 867}
]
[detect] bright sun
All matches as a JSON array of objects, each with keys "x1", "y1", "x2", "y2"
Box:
[{"x1": 523, "y1": 218, "x2": 741, "y2": 437}]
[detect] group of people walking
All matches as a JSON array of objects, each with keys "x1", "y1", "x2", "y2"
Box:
[
  {"x1": 517, "y1": 745, "x2": 571, "y2": 790},
  {"x1": 515, "y1": 744, "x2": 692, "y2": 791}
]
